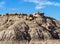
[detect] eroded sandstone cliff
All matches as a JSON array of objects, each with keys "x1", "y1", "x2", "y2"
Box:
[{"x1": 0, "y1": 12, "x2": 60, "y2": 44}]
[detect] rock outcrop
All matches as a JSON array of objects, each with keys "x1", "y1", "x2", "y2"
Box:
[{"x1": 0, "y1": 12, "x2": 60, "y2": 44}]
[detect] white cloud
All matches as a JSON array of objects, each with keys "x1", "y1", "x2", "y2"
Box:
[
  {"x1": 35, "y1": 5, "x2": 45, "y2": 9},
  {"x1": 0, "y1": 1, "x2": 5, "y2": 8},
  {"x1": 10, "y1": 8, "x2": 19, "y2": 10},
  {"x1": 24, "y1": 0, "x2": 39, "y2": 3},
  {"x1": 24, "y1": 0, "x2": 60, "y2": 9}
]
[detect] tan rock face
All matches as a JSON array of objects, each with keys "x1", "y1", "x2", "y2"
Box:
[{"x1": 0, "y1": 12, "x2": 60, "y2": 44}]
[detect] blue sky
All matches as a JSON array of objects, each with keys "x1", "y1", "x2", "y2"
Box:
[{"x1": 0, "y1": 0, "x2": 60, "y2": 20}]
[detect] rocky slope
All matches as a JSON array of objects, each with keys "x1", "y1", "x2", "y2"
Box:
[{"x1": 0, "y1": 12, "x2": 60, "y2": 44}]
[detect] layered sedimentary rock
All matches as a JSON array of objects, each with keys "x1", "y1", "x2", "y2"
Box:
[{"x1": 0, "y1": 12, "x2": 60, "y2": 44}]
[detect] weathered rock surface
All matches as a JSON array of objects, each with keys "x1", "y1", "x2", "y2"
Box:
[{"x1": 0, "y1": 12, "x2": 60, "y2": 44}]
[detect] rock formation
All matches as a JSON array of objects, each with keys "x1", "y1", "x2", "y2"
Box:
[{"x1": 0, "y1": 12, "x2": 60, "y2": 44}]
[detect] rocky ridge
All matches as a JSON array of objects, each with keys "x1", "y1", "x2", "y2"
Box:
[{"x1": 0, "y1": 12, "x2": 60, "y2": 44}]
